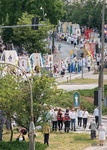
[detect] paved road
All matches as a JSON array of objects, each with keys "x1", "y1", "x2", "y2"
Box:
[
  {"x1": 52, "y1": 40, "x2": 82, "y2": 64},
  {"x1": 57, "y1": 84, "x2": 98, "y2": 91}
]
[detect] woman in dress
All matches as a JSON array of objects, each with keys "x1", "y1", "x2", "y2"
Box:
[{"x1": 98, "y1": 123, "x2": 106, "y2": 146}]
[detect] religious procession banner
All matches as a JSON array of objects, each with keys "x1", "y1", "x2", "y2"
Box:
[
  {"x1": 90, "y1": 43, "x2": 95, "y2": 58},
  {"x1": 1, "y1": 50, "x2": 18, "y2": 65},
  {"x1": 63, "y1": 22, "x2": 67, "y2": 33},
  {"x1": 48, "y1": 55, "x2": 53, "y2": 68},
  {"x1": 72, "y1": 24, "x2": 80, "y2": 35},
  {"x1": 43, "y1": 54, "x2": 48, "y2": 67},
  {"x1": 76, "y1": 28, "x2": 81, "y2": 37},
  {"x1": 85, "y1": 29, "x2": 92, "y2": 39},
  {"x1": 18, "y1": 55, "x2": 29, "y2": 73},
  {"x1": 30, "y1": 53, "x2": 41, "y2": 69},
  {"x1": 90, "y1": 32, "x2": 98, "y2": 39}
]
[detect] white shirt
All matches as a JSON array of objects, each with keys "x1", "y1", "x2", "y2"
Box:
[
  {"x1": 87, "y1": 61, "x2": 91, "y2": 67},
  {"x1": 96, "y1": 56, "x2": 101, "y2": 62},
  {"x1": 70, "y1": 111, "x2": 77, "y2": 119},
  {"x1": 93, "y1": 108, "x2": 99, "y2": 116},
  {"x1": 51, "y1": 111, "x2": 57, "y2": 121},
  {"x1": 77, "y1": 110, "x2": 83, "y2": 118},
  {"x1": 82, "y1": 111, "x2": 89, "y2": 118}
]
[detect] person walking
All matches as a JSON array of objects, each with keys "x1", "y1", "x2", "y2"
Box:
[
  {"x1": 89, "y1": 119, "x2": 96, "y2": 139},
  {"x1": 51, "y1": 108, "x2": 57, "y2": 131},
  {"x1": 87, "y1": 60, "x2": 91, "y2": 72},
  {"x1": 77, "y1": 108, "x2": 83, "y2": 128},
  {"x1": 70, "y1": 108, "x2": 77, "y2": 131},
  {"x1": 82, "y1": 108, "x2": 89, "y2": 130},
  {"x1": 64, "y1": 109, "x2": 70, "y2": 133},
  {"x1": 98, "y1": 123, "x2": 106, "y2": 146},
  {"x1": 93, "y1": 107, "x2": 99, "y2": 128},
  {"x1": 57, "y1": 108, "x2": 63, "y2": 131},
  {"x1": 43, "y1": 121, "x2": 50, "y2": 146}
]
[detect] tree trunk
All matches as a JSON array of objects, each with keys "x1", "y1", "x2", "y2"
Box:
[
  {"x1": 0, "y1": 121, "x2": 2, "y2": 141},
  {"x1": 10, "y1": 120, "x2": 13, "y2": 141}
]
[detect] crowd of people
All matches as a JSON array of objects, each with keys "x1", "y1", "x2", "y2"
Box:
[
  {"x1": 48, "y1": 27, "x2": 107, "y2": 77},
  {"x1": 43, "y1": 106, "x2": 106, "y2": 146}
]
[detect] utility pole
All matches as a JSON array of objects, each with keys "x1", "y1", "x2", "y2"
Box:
[
  {"x1": 98, "y1": 0, "x2": 105, "y2": 126},
  {"x1": 101, "y1": 0, "x2": 105, "y2": 101},
  {"x1": 52, "y1": 31, "x2": 55, "y2": 54},
  {"x1": 81, "y1": 53, "x2": 84, "y2": 79}
]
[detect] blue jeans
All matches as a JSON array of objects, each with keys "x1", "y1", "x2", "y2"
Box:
[{"x1": 71, "y1": 119, "x2": 76, "y2": 131}]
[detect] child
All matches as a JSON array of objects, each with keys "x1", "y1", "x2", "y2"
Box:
[
  {"x1": 16, "y1": 127, "x2": 27, "y2": 141},
  {"x1": 43, "y1": 122, "x2": 50, "y2": 146}
]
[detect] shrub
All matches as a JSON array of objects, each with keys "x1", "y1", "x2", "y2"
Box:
[{"x1": 0, "y1": 141, "x2": 46, "y2": 150}]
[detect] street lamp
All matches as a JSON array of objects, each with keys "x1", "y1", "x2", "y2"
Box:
[
  {"x1": 40, "y1": 7, "x2": 45, "y2": 21},
  {"x1": 0, "y1": 62, "x2": 35, "y2": 150},
  {"x1": 40, "y1": 7, "x2": 47, "y2": 21}
]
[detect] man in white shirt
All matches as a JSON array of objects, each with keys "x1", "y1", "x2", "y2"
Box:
[
  {"x1": 93, "y1": 107, "x2": 99, "y2": 127},
  {"x1": 51, "y1": 108, "x2": 58, "y2": 131},
  {"x1": 70, "y1": 108, "x2": 77, "y2": 131},
  {"x1": 77, "y1": 108, "x2": 83, "y2": 127},
  {"x1": 82, "y1": 108, "x2": 89, "y2": 129}
]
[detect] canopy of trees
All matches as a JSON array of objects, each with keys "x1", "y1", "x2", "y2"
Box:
[
  {"x1": 0, "y1": 0, "x2": 64, "y2": 53},
  {"x1": 0, "y1": 65, "x2": 59, "y2": 140},
  {"x1": 62, "y1": 0, "x2": 107, "y2": 31}
]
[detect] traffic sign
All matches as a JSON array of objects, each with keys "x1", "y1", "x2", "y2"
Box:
[{"x1": 73, "y1": 92, "x2": 80, "y2": 108}]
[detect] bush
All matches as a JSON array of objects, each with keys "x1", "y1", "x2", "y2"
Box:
[
  {"x1": 46, "y1": 86, "x2": 107, "y2": 114},
  {"x1": 0, "y1": 141, "x2": 47, "y2": 150}
]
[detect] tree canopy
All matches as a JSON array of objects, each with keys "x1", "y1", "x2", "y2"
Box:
[
  {"x1": 62, "y1": 0, "x2": 107, "y2": 31},
  {"x1": 0, "y1": 65, "x2": 59, "y2": 140},
  {"x1": 0, "y1": 0, "x2": 64, "y2": 50},
  {"x1": 12, "y1": 12, "x2": 52, "y2": 54}
]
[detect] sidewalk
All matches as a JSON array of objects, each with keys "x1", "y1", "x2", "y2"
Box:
[
  {"x1": 84, "y1": 143, "x2": 107, "y2": 150},
  {"x1": 55, "y1": 69, "x2": 107, "y2": 84},
  {"x1": 55, "y1": 70, "x2": 94, "y2": 83}
]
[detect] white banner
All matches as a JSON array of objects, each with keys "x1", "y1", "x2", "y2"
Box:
[
  {"x1": 18, "y1": 56, "x2": 29, "y2": 72},
  {"x1": 1, "y1": 50, "x2": 18, "y2": 65}
]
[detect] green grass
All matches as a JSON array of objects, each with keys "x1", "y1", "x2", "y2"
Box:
[
  {"x1": 0, "y1": 141, "x2": 46, "y2": 150},
  {"x1": 62, "y1": 78, "x2": 107, "y2": 85},
  {"x1": 2, "y1": 130, "x2": 99, "y2": 150}
]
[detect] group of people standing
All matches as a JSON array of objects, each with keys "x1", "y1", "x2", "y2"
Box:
[
  {"x1": 43, "y1": 106, "x2": 106, "y2": 147},
  {"x1": 49, "y1": 107, "x2": 89, "y2": 133}
]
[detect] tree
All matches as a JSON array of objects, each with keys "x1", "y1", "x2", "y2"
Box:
[
  {"x1": 13, "y1": 12, "x2": 53, "y2": 54},
  {"x1": 0, "y1": 65, "x2": 58, "y2": 141},
  {"x1": 0, "y1": 71, "x2": 25, "y2": 141},
  {"x1": 62, "y1": 0, "x2": 104, "y2": 31},
  {"x1": 1, "y1": 0, "x2": 64, "y2": 44}
]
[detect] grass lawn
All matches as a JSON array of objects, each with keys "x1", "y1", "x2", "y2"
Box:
[
  {"x1": 63, "y1": 78, "x2": 107, "y2": 85},
  {"x1": 36, "y1": 131, "x2": 98, "y2": 150},
  {"x1": 2, "y1": 129, "x2": 99, "y2": 150}
]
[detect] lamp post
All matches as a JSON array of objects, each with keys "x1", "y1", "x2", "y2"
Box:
[
  {"x1": 40, "y1": 7, "x2": 45, "y2": 21},
  {"x1": 0, "y1": 62, "x2": 35, "y2": 150},
  {"x1": 40, "y1": 7, "x2": 47, "y2": 22}
]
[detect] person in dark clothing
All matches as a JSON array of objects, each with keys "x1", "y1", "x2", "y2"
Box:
[
  {"x1": 43, "y1": 122, "x2": 50, "y2": 146},
  {"x1": 64, "y1": 109, "x2": 70, "y2": 133},
  {"x1": 57, "y1": 109, "x2": 63, "y2": 131}
]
